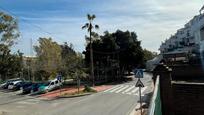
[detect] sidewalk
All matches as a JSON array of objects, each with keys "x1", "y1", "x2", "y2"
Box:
[
  {"x1": 130, "y1": 81, "x2": 154, "y2": 115},
  {"x1": 129, "y1": 107, "x2": 148, "y2": 115}
]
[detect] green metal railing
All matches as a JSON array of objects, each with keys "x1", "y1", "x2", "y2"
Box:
[{"x1": 148, "y1": 76, "x2": 162, "y2": 115}]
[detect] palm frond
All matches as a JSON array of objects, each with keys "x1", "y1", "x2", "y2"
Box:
[
  {"x1": 82, "y1": 23, "x2": 89, "y2": 29},
  {"x1": 82, "y1": 25, "x2": 86, "y2": 29},
  {"x1": 92, "y1": 15, "x2": 96, "y2": 19},
  {"x1": 95, "y1": 25, "x2": 99, "y2": 29},
  {"x1": 87, "y1": 14, "x2": 92, "y2": 21}
]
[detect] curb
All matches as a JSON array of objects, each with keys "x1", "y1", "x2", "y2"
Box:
[
  {"x1": 39, "y1": 92, "x2": 94, "y2": 101},
  {"x1": 57, "y1": 93, "x2": 93, "y2": 98}
]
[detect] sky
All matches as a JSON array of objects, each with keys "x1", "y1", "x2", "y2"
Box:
[{"x1": 0, "y1": 0, "x2": 203, "y2": 56}]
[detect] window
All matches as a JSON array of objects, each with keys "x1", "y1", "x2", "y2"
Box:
[{"x1": 51, "y1": 82, "x2": 54, "y2": 85}]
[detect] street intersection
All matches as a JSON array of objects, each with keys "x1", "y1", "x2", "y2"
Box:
[{"x1": 0, "y1": 73, "x2": 153, "y2": 115}]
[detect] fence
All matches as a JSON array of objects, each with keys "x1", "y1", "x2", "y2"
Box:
[{"x1": 148, "y1": 76, "x2": 162, "y2": 115}]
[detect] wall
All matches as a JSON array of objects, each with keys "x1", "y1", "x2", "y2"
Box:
[
  {"x1": 153, "y1": 64, "x2": 204, "y2": 115},
  {"x1": 172, "y1": 82, "x2": 204, "y2": 115}
]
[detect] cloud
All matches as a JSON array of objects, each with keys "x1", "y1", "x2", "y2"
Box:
[{"x1": 7, "y1": 0, "x2": 204, "y2": 55}]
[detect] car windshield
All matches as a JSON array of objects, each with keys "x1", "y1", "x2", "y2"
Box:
[
  {"x1": 15, "y1": 82, "x2": 21, "y2": 85},
  {"x1": 9, "y1": 83, "x2": 14, "y2": 85}
]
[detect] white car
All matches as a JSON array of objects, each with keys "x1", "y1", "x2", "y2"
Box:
[
  {"x1": 39, "y1": 79, "x2": 62, "y2": 93},
  {"x1": 8, "y1": 81, "x2": 22, "y2": 90}
]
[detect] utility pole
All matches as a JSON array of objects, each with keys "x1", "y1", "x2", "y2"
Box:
[{"x1": 30, "y1": 38, "x2": 34, "y2": 82}]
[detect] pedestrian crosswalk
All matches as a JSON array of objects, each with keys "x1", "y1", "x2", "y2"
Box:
[{"x1": 103, "y1": 85, "x2": 147, "y2": 96}]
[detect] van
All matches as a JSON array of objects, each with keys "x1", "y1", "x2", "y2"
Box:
[{"x1": 39, "y1": 79, "x2": 62, "y2": 93}]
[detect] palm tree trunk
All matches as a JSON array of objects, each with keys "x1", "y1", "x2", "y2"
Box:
[{"x1": 90, "y1": 26, "x2": 95, "y2": 87}]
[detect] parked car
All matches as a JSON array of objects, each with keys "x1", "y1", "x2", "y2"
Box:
[
  {"x1": 39, "y1": 79, "x2": 62, "y2": 93},
  {"x1": 12, "y1": 82, "x2": 33, "y2": 91},
  {"x1": 8, "y1": 81, "x2": 23, "y2": 90},
  {"x1": 1, "y1": 78, "x2": 24, "y2": 89},
  {"x1": 22, "y1": 83, "x2": 46, "y2": 94}
]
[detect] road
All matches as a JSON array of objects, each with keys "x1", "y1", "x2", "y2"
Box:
[{"x1": 0, "y1": 72, "x2": 153, "y2": 115}]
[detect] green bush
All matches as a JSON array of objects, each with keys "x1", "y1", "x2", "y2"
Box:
[
  {"x1": 0, "y1": 80, "x2": 3, "y2": 84},
  {"x1": 83, "y1": 85, "x2": 97, "y2": 93}
]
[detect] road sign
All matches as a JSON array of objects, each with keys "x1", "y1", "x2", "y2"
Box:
[
  {"x1": 135, "y1": 79, "x2": 144, "y2": 87},
  {"x1": 134, "y1": 69, "x2": 143, "y2": 78},
  {"x1": 57, "y1": 74, "x2": 62, "y2": 81},
  {"x1": 135, "y1": 78, "x2": 144, "y2": 115}
]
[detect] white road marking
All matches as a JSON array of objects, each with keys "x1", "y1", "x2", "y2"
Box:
[
  {"x1": 109, "y1": 85, "x2": 124, "y2": 93},
  {"x1": 126, "y1": 87, "x2": 139, "y2": 95},
  {"x1": 103, "y1": 85, "x2": 120, "y2": 92},
  {"x1": 17, "y1": 101, "x2": 34, "y2": 105},
  {"x1": 115, "y1": 85, "x2": 129, "y2": 93},
  {"x1": 133, "y1": 86, "x2": 147, "y2": 96},
  {"x1": 122, "y1": 86, "x2": 135, "y2": 94}
]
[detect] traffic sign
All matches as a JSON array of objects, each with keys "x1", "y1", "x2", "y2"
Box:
[
  {"x1": 57, "y1": 74, "x2": 62, "y2": 81},
  {"x1": 135, "y1": 79, "x2": 144, "y2": 87},
  {"x1": 136, "y1": 79, "x2": 144, "y2": 115},
  {"x1": 134, "y1": 69, "x2": 143, "y2": 78}
]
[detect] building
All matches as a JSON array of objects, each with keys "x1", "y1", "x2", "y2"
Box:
[
  {"x1": 159, "y1": 6, "x2": 204, "y2": 55},
  {"x1": 146, "y1": 6, "x2": 204, "y2": 71}
]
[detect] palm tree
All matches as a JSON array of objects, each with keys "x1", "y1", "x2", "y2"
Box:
[{"x1": 82, "y1": 14, "x2": 99, "y2": 86}]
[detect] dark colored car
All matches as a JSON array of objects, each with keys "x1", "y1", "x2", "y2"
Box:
[
  {"x1": 13, "y1": 82, "x2": 33, "y2": 91},
  {"x1": 22, "y1": 83, "x2": 46, "y2": 94}
]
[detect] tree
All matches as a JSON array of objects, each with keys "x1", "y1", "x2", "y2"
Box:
[
  {"x1": 60, "y1": 42, "x2": 80, "y2": 79},
  {"x1": 84, "y1": 30, "x2": 144, "y2": 81},
  {"x1": 143, "y1": 49, "x2": 157, "y2": 62},
  {"x1": 34, "y1": 37, "x2": 62, "y2": 80},
  {"x1": 113, "y1": 30, "x2": 144, "y2": 73},
  {"x1": 0, "y1": 12, "x2": 21, "y2": 81},
  {"x1": 0, "y1": 12, "x2": 19, "y2": 46},
  {"x1": 82, "y1": 14, "x2": 99, "y2": 86},
  {"x1": 0, "y1": 47, "x2": 23, "y2": 81}
]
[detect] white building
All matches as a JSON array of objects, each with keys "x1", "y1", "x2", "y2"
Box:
[{"x1": 159, "y1": 6, "x2": 204, "y2": 54}]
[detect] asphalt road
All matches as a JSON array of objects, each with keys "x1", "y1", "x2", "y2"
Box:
[{"x1": 0, "y1": 72, "x2": 153, "y2": 115}]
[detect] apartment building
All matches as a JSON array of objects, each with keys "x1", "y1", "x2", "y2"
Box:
[{"x1": 159, "y1": 7, "x2": 204, "y2": 54}]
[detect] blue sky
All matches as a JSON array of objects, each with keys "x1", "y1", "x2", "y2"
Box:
[{"x1": 0, "y1": 0, "x2": 203, "y2": 56}]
